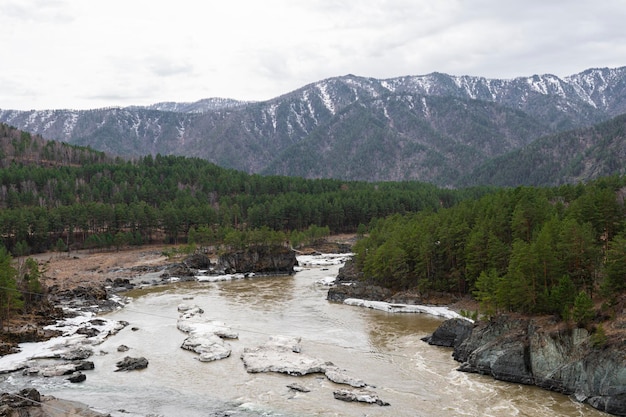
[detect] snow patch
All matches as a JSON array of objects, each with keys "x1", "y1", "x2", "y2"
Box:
[
  {"x1": 316, "y1": 83, "x2": 335, "y2": 115},
  {"x1": 343, "y1": 298, "x2": 468, "y2": 321}
]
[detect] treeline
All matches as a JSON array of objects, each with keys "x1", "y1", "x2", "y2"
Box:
[
  {"x1": 354, "y1": 176, "x2": 626, "y2": 317},
  {"x1": 0, "y1": 128, "x2": 483, "y2": 254}
]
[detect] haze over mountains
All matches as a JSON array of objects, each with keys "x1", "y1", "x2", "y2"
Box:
[{"x1": 2, "y1": 67, "x2": 626, "y2": 187}]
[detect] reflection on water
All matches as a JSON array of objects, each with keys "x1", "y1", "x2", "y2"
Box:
[{"x1": 0, "y1": 258, "x2": 610, "y2": 417}]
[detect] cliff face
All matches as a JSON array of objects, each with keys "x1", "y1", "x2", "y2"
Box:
[
  {"x1": 443, "y1": 315, "x2": 626, "y2": 416},
  {"x1": 218, "y1": 245, "x2": 297, "y2": 275}
]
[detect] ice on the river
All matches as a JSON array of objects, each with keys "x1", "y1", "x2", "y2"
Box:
[
  {"x1": 177, "y1": 303, "x2": 238, "y2": 361},
  {"x1": 0, "y1": 311, "x2": 123, "y2": 373},
  {"x1": 296, "y1": 253, "x2": 353, "y2": 268},
  {"x1": 315, "y1": 276, "x2": 337, "y2": 286},
  {"x1": 196, "y1": 273, "x2": 248, "y2": 282},
  {"x1": 343, "y1": 298, "x2": 469, "y2": 321}
]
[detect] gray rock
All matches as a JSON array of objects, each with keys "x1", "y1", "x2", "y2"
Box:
[
  {"x1": 422, "y1": 317, "x2": 473, "y2": 348},
  {"x1": 287, "y1": 383, "x2": 311, "y2": 392},
  {"x1": 218, "y1": 246, "x2": 296, "y2": 275},
  {"x1": 115, "y1": 356, "x2": 148, "y2": 372},
  {"x1": 447, "y1": 315, "x2": 626, "y2": 416},
  {"x1": 333, "y1": 389, "x2": 389, "y2": 406},
  {"x1": 67, "y1": 371, "x2": 86, "y2": 383}
]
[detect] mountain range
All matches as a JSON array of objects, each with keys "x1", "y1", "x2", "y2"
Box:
[{"x1": 2, "y1": 67, "x2": 626, "y2": 187}]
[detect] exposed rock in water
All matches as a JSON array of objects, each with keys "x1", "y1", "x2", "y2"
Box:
[
  {"x1": 426, "y1": 315, "x2": 626, "y2": 416},
  {"x1": 67, "y1": 371, "x2": 86, "y2": 383},
  {"x1": 0, "y1": 388, "x2": 41, "y2": 408},
  {"x1": 218, "y1": 245, "x2": 297, "y2": 275},
  {"x1": 24, "y1": 360, "x2": 94, "y2": 377},
  {"x1": 333, "y1": 389, "x2": 390, "y2": 406},
  {"x1": 115, "y1": 356, "x2": 148, "y2": 372},
  {"x1": 421, "y1": 317, "x2": 474, "y2": 348},
  {"x1": 0, "y1": 389, "x2": 109, "y2": 416},
  {"x1": 287, "y1": 383, "x2": 310, "y2": 392}
]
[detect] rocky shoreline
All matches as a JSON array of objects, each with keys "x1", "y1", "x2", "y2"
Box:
[
  {"x1": 423, "y1": 315, "x2": 626, "y2": 416},
  {"x1": 0, "y1": 245, "x2": 302, "y2": 417},
  {"x1": 329, "y1": 258, "x2": 626, "y2": 417}
]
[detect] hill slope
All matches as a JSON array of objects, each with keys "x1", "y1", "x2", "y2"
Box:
[{"x1": 2, "y1": 67, "x2": 626, "y2": 186}]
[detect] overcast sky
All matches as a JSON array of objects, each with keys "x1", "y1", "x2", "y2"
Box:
[{"x1": 1, "y1": 0, "x2": 625, "y2": 110}]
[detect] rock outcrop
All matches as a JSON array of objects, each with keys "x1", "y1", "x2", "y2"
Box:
[
  {"x1": 426, "y1": 315, "x2": 626, "y2": 416},
  {"x1": 0, "y1": 389, "x2": 109, "y2": 417},
  {"x1": 326, "y1": 258, "x2": 393, "y2": 303},
  {"x1": 218, "y1": 245, "x2": 296, "y2": 275},
  {"x1": 421, "y1": 317, "x2": 474, "y2": 348}
]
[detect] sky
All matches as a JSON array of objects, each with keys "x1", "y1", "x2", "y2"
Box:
[{"x1": 1, "y1": 0, "x2": 626, "y2": 110}]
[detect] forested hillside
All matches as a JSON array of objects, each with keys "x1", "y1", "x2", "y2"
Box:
[
  {"x1": 462, "y1": 114, "x2": 626, "y2": 187},
  {"x1": 3, "y1": 67, "x2": 626, "y2": 186},
  {"x1": 354, "y1": 176, "x2": 626, "y2": 319},
  {"x1": 0, "y1": 123, "x2": 472, "y2": 256}
]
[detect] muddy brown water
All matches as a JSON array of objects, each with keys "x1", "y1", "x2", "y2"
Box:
[{"x1": 1, "y1": 258, "x2": 609, "y2": 416}]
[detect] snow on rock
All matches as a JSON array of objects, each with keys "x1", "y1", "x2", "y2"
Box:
[
  {"x1": 241, "y1": 336, "x2": 326, "y2": 375},
  {"x1": 241, "y1": 335, "x2": 372, "y2": 391},
  {"x1": 324, "y1": 366, "x2": 367, "y2": 388},
  {"x1": 343, "y1": 298, "x2": 470, "y2": 321},
  {"x1": 296, "y1": 253, "x2": 352, "y2": 267},
  {"x1": 315, "y1": 276, "x2": 336, "y2": 286},
  {"x1": 0, "y1": 311, "x2": 126, "y2": 373},
  {"x1": 195, "y1": 273, "x2": 246, "y2": 282},
  {"x1": 181, "y1": 333, "x2": 232, "y2": 362},
  {"x1": 176, "y1": 304, "x2": 238, "y2": 362},
  {"x1": 333, "y1": 388, "x2": 390, "y2": 406}
]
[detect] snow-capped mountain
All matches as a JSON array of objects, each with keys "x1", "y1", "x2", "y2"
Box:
[{"x1": 1, "y1": 67, "x2": 626, "y2": 186}]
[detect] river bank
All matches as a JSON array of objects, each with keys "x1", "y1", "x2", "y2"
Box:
[{"x1": 0, "y1": 240, "x2": 616, "y2": 416}]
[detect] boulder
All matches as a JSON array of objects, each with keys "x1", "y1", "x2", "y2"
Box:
[
  {"x1": 333, "y1": 389, "x2": 389, "y2": 406},
  {"x1": 115, "y1": 356, "x2": 148, "y2": 372},
  {"x1": 422, "y1": 317, "x2": 474, "y2": 348},
  {"x1": 287, "y1": 383, "x2": 310, "y2": 393},
  {"x1": 61, "y1": 346, "x2": 93, "y2": 360},
  {"x1": 0, "y1": 388, "x2": 41, "y2": 408},
  {"x1": 67, "y1": 371, "x2": 87, "y2": 383}
]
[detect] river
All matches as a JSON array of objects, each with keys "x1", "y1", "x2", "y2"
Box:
[{"x1": 0, "y1": 254, "x2": 609, "y2": 416}]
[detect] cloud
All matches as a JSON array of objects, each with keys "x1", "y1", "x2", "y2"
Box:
[
  {"x1": 147, "y1": 58, "x2": 195, "y2": 78},
  {"x1": 1, "y1": 0, "x2": 625, "y2": 109}
]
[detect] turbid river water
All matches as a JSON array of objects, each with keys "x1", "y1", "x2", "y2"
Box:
[{"x1": 0, "y1": 255, "x2": 610, "y2": 416}]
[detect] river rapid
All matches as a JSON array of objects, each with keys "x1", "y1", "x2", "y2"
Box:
[{"x1": 0, "y1": 254, "x2": 610, "y2": 416}]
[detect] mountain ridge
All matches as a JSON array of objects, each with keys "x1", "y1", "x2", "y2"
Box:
[{"x1": 2, "y1": 66, "x2": 626, "y2": 186}]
